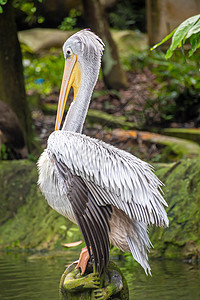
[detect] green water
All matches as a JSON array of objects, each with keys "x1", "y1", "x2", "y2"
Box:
[{"x1": 0, "y1": 252, "x2": 200, "y2": 299}]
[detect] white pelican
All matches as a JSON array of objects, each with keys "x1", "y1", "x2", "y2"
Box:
[{"x1": 38, "y1": 29, "x2": 168, "y2": 276}]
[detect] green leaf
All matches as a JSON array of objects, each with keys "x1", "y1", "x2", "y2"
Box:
[
  {"x1": 166, "y1": 14, "x2": 200, "y2": 59},
  {"x1": 186, "y1": 18, "x2": 200, "y2": 39},
  {"x1": 150, "y1": 29, "x2": 176, "y2": 51},
  {"x1": 189, "y1": 33, "x2": 200, "y2": 57},
  {"x1": 60, "y1": 225, "x2": 67, "y2": 231},
  {"x1": 165, "y1": 48, "x2": 173, "y2": 59},
  {"x1": 37, "y1": 16, "x2": 45, "y2": 24},
  {"x1": 0, "y1": 0, "x2": 7, "y2": 5},
  {"x1": 0, "y1": 0, "x2": 7, "y2": 13}
]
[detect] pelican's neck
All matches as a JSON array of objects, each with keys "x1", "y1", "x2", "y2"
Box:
[{"x1": 62, "y1": 62, "x2": 99, "y2": 133}]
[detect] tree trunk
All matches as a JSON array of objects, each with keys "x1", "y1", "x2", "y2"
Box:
[
  {"x1": 82, "y1": 0, "x2": 128, "y2": 90},
  {"x1": 0, "y1": 101, "x2": 28, "y2": 159},
  {"x1": 0, "y1": 0, "x2": 33, "y2": 152}
]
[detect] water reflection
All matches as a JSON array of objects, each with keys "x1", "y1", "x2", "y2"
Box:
[
  {"x1": 0, "y1": 252, "x2": 71, "y2": 300},
  {"x1": 117, "y1": 258, "x2": 200, "y2": 299},
  {"x1": 0, "y1": 252, "x2": 200, "y2": 300}
]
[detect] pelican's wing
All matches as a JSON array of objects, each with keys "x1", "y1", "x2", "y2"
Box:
[
  {"x1": 48, "y1": 130, "x2": 168, "y2": 227},
  {"x1": 54, "y1": 159, "x2": 111, "y2": 274},
  {"x1": 64, "y1": 175, "x2": 112, "y2": 275}
]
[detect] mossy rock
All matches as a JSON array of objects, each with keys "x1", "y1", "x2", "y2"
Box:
[
  {"x1": 0, "y1": 160, "x2": 81, "y2": 250},
  {"x1": 18, "y1": 29, "x2": 73, "y2": 53},
  {"x1": 0, "y1": 158, "x2": 200, "y2": 262},
  {"x1": 151, "y1": 159, "x2": 200, "y2": 260},
  {"x1": 59, "y1": 261, "x2": 129, "y2": 300}
]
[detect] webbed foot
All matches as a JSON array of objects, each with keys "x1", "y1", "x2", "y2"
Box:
[{"x1": 75, "y1": 246, "x2": 90, "y2": 275}]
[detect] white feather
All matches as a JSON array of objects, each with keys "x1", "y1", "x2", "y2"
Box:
[{"x1": 47, "y1": 130, "x2": 168, "y2": 227}]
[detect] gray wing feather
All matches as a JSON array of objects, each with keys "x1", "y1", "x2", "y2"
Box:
[
  {"x1": 65, "y1": 175, "x2": 111, "y2": 275},
  {"x1": 48, "y1": 130, "x2": 168, "y2": 227}
]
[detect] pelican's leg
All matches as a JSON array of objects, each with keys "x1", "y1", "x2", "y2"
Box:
[{"x1": 75, "y1": 246, "x2": 91, "y2": 275}]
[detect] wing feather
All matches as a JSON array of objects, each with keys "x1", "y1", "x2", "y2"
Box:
[
  {"x1": 48, "y1": 131, "x2": 168, "y2": 227},
  {"x1": 63, "y1": 174, "x2": 111, "y2": 275}
]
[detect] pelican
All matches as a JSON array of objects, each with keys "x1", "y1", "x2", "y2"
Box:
[{"x1": 38, "y1": 29, "x2": 168, "y2": 276}]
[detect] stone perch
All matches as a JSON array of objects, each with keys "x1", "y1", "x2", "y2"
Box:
[{"x1": 59, "y1": 261, "x2": 129, "y2": 300}]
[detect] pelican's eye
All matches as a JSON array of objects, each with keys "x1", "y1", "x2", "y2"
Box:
[{"x1": 65, "y1": 47, "x2": 73, "y2": 58}]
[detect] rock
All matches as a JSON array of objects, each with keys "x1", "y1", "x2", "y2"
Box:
[
  {"x1": 59, "y1": 261, "x2": 129, "y2": 300},
  {"x1": 18, "y1": 29, "x2": 73, "y2": 53},
  {"x1": 0, "y1": 101, "x2": 28, "y2": 159},
  {"x1": 0, "y1": 160, "x2": 79, "y2": 250},
  {"x1": 18, "y1": 28, "x2": 146, "y2": 55},
  {"x1": 150, "y1": 159, "x2": 200, "y2": 261}
]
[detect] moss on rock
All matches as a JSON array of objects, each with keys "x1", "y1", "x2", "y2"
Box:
[
  {"x1": 0, "y1": 158, "x2": 200, "y2": 262},
  {"x1": 59, "y1": 261, "x2": 129, "y2": 300},
  {"x1": 151, "y1": 159, "x2": 200, "y2": 260},
  {"x1": 0, "y1": 160, "x2": 81, "y2": 250}
]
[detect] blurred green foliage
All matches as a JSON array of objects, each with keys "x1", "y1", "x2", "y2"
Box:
[
  {"x1": 58, "y1": 9, "x2": 81, "y2": 31},
  {"x1": 22, "y1": 28, "x2": 200, "y2": 126},
  {"x1": 0, "y1": 0, "x2": 6, "y2": 13},
  {"x1": 0, "y1": 144, "x2": 8, "y2": 160},
  {"x1": 121, "y1": 42, "x2": 200, "y2": 124},
  {"x1": 108, "y1": 0, "x2": 146, "y2": 32},
  {"x1": 13, "y1": 0, "x2": 44, "y2": 24},
  {"x1": 22, "y1": 43, "x2": 103, "y2": 97},
  {"x1": 146, "y1": 51, "x2": 200, "y2": 123},
  {"x1": 148, "y1": 14, "x2": 200, "y2": 124},
  {"x1": 147, "y1": 54, "x2": 199, "y2": 124},
  {"x1": 0, "y1": 0, "x2": 44, "y2": 24},
  {"x1": 23, "y1": 50, "x2": 64, "y2": 95}
]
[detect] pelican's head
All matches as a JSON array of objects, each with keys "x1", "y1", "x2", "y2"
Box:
[{"x1": 55, "y1": 29, "x2": 104, "y2": 130}]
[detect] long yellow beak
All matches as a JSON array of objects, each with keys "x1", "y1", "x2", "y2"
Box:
[{"x1": 55, "y1": 53, "x2": 81, "y2": 131}]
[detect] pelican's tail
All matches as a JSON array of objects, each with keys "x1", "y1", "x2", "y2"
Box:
[{"x1": 127, "y1": 220, "x2": 152, "y2": 275}]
